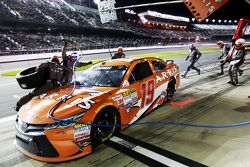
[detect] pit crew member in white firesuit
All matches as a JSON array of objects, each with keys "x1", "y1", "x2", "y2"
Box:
[
  {"x1": 111, "y1": 47, "x2": 126, "y2": 59},
  {"x1": 15, "y1": 56, "x2": 64, "y2": 112},
  {"x1": 62, "y1": 40, "x2": 92, "y2": 83},
  {"x1": 216, "y1": 41, "x2": 231, "y2": 75},
  {"x1": 227, "y1": 38, "x2": 246, "y2": 85},
  {"x1": 181, "y1": 43, "x2": 201, "y2": 78}
]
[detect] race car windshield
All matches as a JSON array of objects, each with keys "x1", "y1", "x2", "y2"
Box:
[{"x1": 75, "y1": 65, "x2": 127, "y2": 87}]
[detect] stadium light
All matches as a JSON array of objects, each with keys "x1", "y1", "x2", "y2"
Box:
[
  {"x1": 224, "y1": 20, "x2": 227, "y2": 23},
  {"x1": 234, "y1": 20, "x2": 237, "y2": 23},
  {"x1": 192, "y1": 18, "x2": 195, "y2": 22},
  {"x1": 229, "y1": 20, "x2": 232, "y2": 23},
  {"x1": 218, "y1": 19, "x2": 221, "y2": 23},
  {"x1": 94, "y1": 0, "x2": 100, "y2": 4},
  {"x1": 205, "y1": 19, "x2": 209, "y2": 22},
  {"x1": 212, "y1": 19, "x2": 215, "y2": 23}
]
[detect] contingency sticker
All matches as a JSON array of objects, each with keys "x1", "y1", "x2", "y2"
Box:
[
  {"x1": 73, "y1": 123, "x2": 91, "y2": 143},
  {"x1": 112, "y1": 94, "x2": 124, "y2": 109},
  {"x1": 123, "y1": 88, "x2": 138, "y2": 112}
]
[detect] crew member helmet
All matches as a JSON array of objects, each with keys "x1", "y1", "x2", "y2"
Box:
[
  {"x1": 51, "y1": 55, "x2": 60, "y2": 63},
  {"x1": 235, "y1": 38, "x2": 245, "y2": 49},
  {"x1": 118, "y1": 47, "x2": 123, "y2": 52},
  {"x1": 188, "y1": 43, "x2": 196, "y2": 49},
  {"x1": 69, "y1": 52, "x2": 82, "y2": 61},
  {"x1": 216, "y1": 41, "x2": 225, "y2": 48}
]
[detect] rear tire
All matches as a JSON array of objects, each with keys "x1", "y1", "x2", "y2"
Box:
[
  {"x1": 167, "y1": 79, "x2": 176, "y2": 101},
  {"x1": 91, "y1": 108, "x2": 118, "y2": 144}
]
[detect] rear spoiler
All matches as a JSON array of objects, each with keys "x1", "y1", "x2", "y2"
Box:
[{"x1": 166, "y1": 60, "x2": 174, "y2": 64}]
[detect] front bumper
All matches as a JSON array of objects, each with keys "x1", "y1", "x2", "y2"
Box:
[{"x1": 15, "y1": 117, "x2": 92, "y2": 162}]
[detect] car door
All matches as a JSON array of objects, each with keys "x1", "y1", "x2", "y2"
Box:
[{"x1": 122, "y1": 61, "x2": 156, "y2": 124}]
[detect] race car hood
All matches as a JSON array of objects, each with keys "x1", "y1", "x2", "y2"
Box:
[{"x1": 18, "y1": 85, "x2": 116, "y2": 124}]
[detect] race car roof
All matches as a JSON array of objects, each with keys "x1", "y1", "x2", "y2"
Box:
[{"x1": 96, "y1": 57, "x2": 162, "y2": 66}]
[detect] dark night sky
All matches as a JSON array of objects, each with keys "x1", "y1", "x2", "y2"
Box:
[{"x1": 114, "y1": 0, "x2": 250, "y2": 21}]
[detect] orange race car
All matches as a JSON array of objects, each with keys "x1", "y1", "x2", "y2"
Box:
[{"x1": 15, "y1": 57, "x2": 180, "y2": 162}]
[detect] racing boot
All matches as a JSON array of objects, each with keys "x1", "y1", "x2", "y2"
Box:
[
  {"x1": 197, "y1": 69, "x2": 201, "y2": 75},
  {"x1": 181, "y1": 71, "x2": 188, "y2": 78},
  {"x1": 227, "y1": 81, "x2": 236, "y2": 86},
  {"x1": 238, "y1": 69, "x2": 243, "y2": 76},
  {"x1": 217, "y1": 72, "x2": 224, "y2": 76},
  {"x1": 218, "y1": 64, "x2": 224, "y2": 75}
]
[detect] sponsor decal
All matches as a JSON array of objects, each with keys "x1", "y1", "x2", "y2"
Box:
[
  {"x1": 122, "y1": 80, "x2": 130, "y2": 87},
  {"x1": 112, "y1": 94, "x2": 124, "y2": 109},
  {"x1": 123, "y1": 88, "x2": 136, "y2": 97},
  {"x1": 94, "y1": 66, "x2": 112, "y2": 70},
  {"x1": 56, "y1": 94, "x2": 72, "y2": 101},
  {"x1": 123, "y1": 88, "x2": 138, "y2": 112},
  {"x1": 69, "y1": 97, "x2": 96, "y2": 110},
  {"x1": 95, "y1": 102, "x2": 114, "y2": 113},
  {"x1": 47, "y1": 93, "x2": 60, "y2": 99},
  {"x1": 156, "y1": 67, "x2": 177, "y2": 84},
  {"x1": 73, "y1": 123, "x2": 91, "y2": 143},
  {"x1": 78, "y1": 141, "x2": 91, "y2": 147}
]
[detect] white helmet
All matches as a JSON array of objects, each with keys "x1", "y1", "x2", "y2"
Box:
[
  {"x1": 188, "y1": 43, "x2": 196, "y2": 49},
  {"x1": 235, "y1": 38, "x2": 245, "y2": 47},
  {"x1": 70, "y1": 52, "x2": 78, "y2": 57}
]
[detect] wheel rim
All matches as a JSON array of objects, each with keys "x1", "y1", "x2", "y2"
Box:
[{"x1": 91, "y1": 110, "x2": 117, "y2": 143}]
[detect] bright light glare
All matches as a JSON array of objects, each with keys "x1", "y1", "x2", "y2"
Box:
[{"x1": 94, "y1": 0, "x2": 100, "y2": 4}]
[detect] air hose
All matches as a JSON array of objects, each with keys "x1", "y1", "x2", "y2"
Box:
[
  {"x1": 55, "y1": 118, "x2": 250, "y2": 129},
  {"x1": 48, "y1": 50, "x2": 84, "y2": 121}
]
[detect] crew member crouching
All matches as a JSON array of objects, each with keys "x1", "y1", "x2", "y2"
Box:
[{"x1": 15, "y1": 56, "x2": 64, "y2": 111}]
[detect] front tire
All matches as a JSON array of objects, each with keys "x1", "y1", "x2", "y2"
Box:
[{"x1": 91, "y1": 108, "x2": 118, "y2": 144}]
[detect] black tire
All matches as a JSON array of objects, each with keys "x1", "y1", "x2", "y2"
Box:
[
  {"x1": 167, "y1": 79, "x2": 176, "y2": 101},
  {"x1": 16, "y1": 67, "x2": 47, "y2": 89},
  {"x1": 91, "y1": 108, "x2": 118, "y2": 144}
]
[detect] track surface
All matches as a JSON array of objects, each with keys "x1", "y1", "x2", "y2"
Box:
[{"x1": 0, "y1": 48, "x2": 250, "y2": 167}]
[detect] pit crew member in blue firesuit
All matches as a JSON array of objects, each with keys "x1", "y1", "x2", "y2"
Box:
[
  {"x1": 216, "y1": 41, "x2": 231, "y2": 75},
  {"x1": 111, "y1": 47, "x2": 126, "y2": 59},
  {"x1": 15, "y1": 56, "x2": 64, "y2": 112},
  {"x1": 62, "y1": 40, "x2": 92, "y2": 83},
  {"x1": 181, "y1": 43, "x2": 201, "y2": 78},
  {"x1": 227, "y1": 38, "x2": 246, "y2": 85}
]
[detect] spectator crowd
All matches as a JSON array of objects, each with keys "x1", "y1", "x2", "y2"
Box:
[{"x1": 0, "y1": 0, "x2": 239, "y2": 55}]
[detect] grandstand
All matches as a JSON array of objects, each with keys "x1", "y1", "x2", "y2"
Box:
[{"x1": 0, "y1": 0, "x2": 240, "y2": 55}]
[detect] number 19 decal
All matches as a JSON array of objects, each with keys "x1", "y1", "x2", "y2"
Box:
[{"x1": 140, "y1": 79, "x2": 155, "y2": 109}]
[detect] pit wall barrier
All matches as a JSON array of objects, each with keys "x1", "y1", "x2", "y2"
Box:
[{"x1": 0, "y1": 43, "x2": 216, "y2": 63}]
